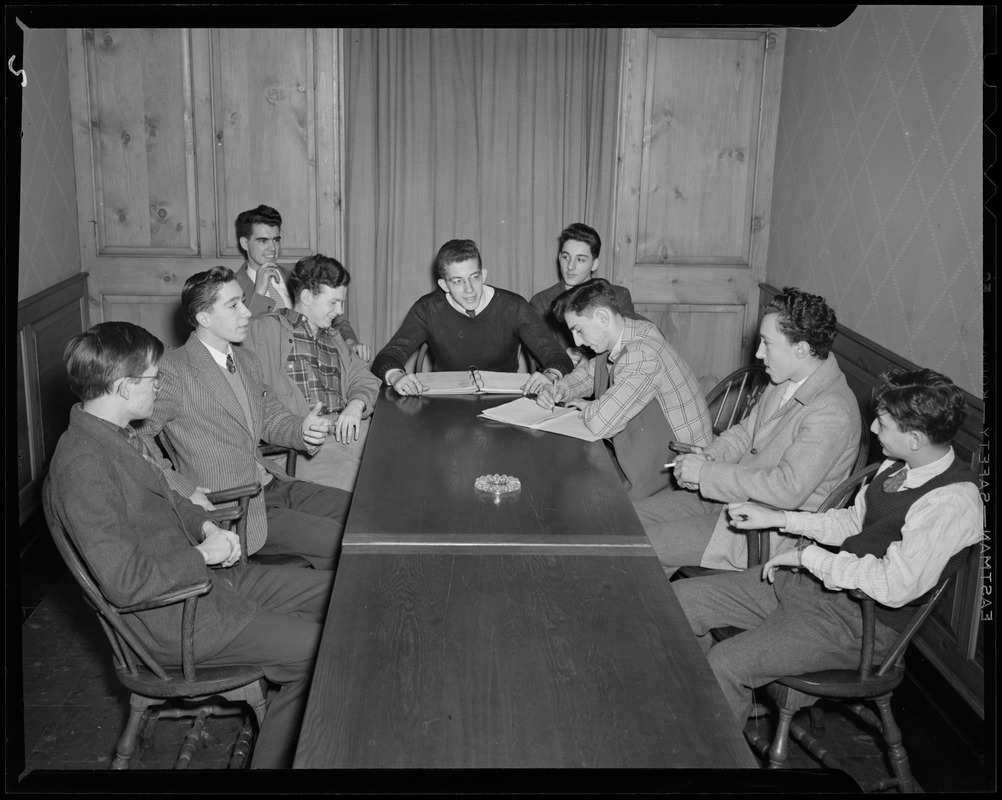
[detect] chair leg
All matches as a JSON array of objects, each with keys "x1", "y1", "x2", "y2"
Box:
[
  {"x1": 229, "y1": 715, "x2": 257, "y2": 769},
  {"x1": 175, "y1": 709, "x2": 209, "y2": 770},
  {"x1": 808, "y1": 704, "x2": 826, "y2": 737},
  {"x1": 767, "y1": 705, "x2": 795, "y2": 768},
  {"x1": 112, "y1": 695, "x2": 161, "y2": 769},
  {"x1": 874, "y1": 694, "x2": 914, "y2": 793},
  {"x1": 789, "y1": 719, "x2": 843, "y2": 771},
  {"x1": 139, "y1": 706, "x2": 161, "y2": 750}
]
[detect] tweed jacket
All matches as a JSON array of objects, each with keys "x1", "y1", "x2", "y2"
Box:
[
  {"x1": 698, "y1": 354, "x2": 861, "y2": 570},
  {"x1": 137, "y1": 332, "x2": 309, "y2": 553},
  {"x1": 235, "y1": 262, "x2": 358, "y2": 342},
  {"x1": 44, "y1": 405, "x2": 259, "y2": 663},
  {"x1": 243, "y1": 309, "x2": 379, "y2": 418}
]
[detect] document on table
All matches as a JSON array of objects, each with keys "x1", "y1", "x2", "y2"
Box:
[
  {"x1": 478, "y1": 397, "x2": 603, "y2": 441},
  {"x1": 419, "y1": 370, "x2": 528, "y2": 395}
]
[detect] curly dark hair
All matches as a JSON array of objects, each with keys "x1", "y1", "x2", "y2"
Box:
[
  {"x1": 287, "y1": 254, "x2": 350, "y2": 302},
  {"x1": 763, "y1": 287, "x2": 838, "y2": 359},
  {"x1": 875, "y1": 368, "x2": 967, "y2": 446}
]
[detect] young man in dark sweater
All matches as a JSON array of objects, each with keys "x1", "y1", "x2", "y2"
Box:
[
  {"x1": 371, "y1": 239, "x2": 573, "y2": 396},
  {"x1": 674, "y1": 368, "x2": 982, "y2": 723}
]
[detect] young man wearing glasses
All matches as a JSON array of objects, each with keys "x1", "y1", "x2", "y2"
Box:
[
  {"x1": 371, "y1": 238, "x2": 573, "y2": 396},
  {"x1": 45, "y1": 321, "x2": 331, "y2": 768}
]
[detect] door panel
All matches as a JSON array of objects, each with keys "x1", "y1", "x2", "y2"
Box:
[
  {"x1": 638, "y1": 33, "x2": 763, "y2": 265},
  {"x1": 211, "y1": 28, "x2": 318, "y2": 259},
  {"x1": 83, "y1": 28, "x2": 198, "y2": 255},
  {"x1": 634, "y1": 303, "x2": 746, "y2": 394},
  {"x1": 613, "y1": 28, "x2": 784, "y2": 381},
  {"x1": 68, "y1": 28, "x2": 345, "y2": 348}
]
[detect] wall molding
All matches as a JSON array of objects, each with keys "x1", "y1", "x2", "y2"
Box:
[{"x1": 18, "y1": 272, "x2": 90, "y2": 527}]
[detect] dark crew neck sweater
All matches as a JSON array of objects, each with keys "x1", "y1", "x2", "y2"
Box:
[{"x1": 372, "y1": 289, "x2": 572, "y2": 380}]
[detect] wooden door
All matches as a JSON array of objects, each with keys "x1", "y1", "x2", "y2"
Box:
[
  {"x1": 611, "y1": 28, "x2": 785, "y2": 393},
  {"x1": 66, "y1": 28, "x2": 344, "y2": 348}
]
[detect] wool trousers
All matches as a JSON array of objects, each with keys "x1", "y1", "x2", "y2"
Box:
[
  {"x1": 632, "y1": 484, "x2": 724, "y2": 576},
  {"x1": 201, "y1": 564, "x2": 331, "y2": 768},
  {"x1": 261, "y1": 478, "x2": 351, "y2": 571},
  {"x1": 674, "y1": 567, "x2": 898, "y2": 723}
]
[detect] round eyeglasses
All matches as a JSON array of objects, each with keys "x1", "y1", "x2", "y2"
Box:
[{"x1": 129, "y1": 374, "x2": 162, "y2": 390}]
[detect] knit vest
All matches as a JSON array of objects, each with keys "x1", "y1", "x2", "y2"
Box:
[{"x1": 841, "y1": 455, "x2": 973, "y2": 631}]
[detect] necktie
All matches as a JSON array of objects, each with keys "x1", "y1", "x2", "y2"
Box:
[
  {"x1": 883, "y1": 466, "x2": 908, "y2": 493},
  {"x1": 466, "y1": 310, "x2": 476, "y2": 318},
  {"x1": 226, "y1": 353, "x2": 236, "y2": 374},
  {"x1": 594, "y1": 356, "x2": 612, "y2": 399},
  {"x1": 266, "y1": 279, "x2": 288, "y2": 310},
  {"x1": 124, "y1": 427, "x2": 165, "y2": 476}
]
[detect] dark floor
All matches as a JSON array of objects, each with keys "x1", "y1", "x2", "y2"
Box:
[{"x1": 9, "y1": 526, "x2": 992, "y2": 791}]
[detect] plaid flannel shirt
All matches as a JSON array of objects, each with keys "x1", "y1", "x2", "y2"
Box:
[
  {"x1": 559, "y1": 317, "x2": 712, "y2": 446},
  {"x1": 283, "y1": 309, "x2": 346, "y2": 413}
]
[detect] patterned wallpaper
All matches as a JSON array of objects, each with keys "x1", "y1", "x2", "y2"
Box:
[
  {"x1": 767, "y1": 5, "x2": 983, "y2": 396},
  {"x1": 17, "y1": 28, "x2": 81, "y2": 302}
]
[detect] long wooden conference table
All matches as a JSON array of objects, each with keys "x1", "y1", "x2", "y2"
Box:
[{"x1": 294, "y1": 388, "x2": 757, "y2": 772}]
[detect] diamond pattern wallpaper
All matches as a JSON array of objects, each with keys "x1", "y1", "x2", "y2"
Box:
[
  {"x1": 766, "y1": 5, "x2": 983, "y2": 396},
  {"x1": 17, "y1": 28, "x2": 81, "y2": 302}
]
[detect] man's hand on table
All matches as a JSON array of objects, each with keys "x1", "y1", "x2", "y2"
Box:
[
  {"x1": 534, "y1": 382, "x2": 569, "y2": 410},
  {"x1": 389, "y1": 371, "x2": 428, "y2": 396}
]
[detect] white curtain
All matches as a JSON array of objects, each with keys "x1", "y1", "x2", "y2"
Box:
[{"x1": 344, "y1": 28, "x2": 622, "y2": 350}]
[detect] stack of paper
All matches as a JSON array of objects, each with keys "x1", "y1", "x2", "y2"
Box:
[{"x1": 478, "y1": 397, "x2": 602, "y2": 442}]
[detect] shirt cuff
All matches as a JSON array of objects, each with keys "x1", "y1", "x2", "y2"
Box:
[
  {"x1": 384, "y1": 368, "x2": 404, "y2": 386},
  {"x1": 799, "y1": 543, "x2": 831, "y2": 574},
  {"x1": 781, "y1": 510, "x2": 802, "y2": 532}
]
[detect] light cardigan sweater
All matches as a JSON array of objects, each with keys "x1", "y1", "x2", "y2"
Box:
[{"x1": 698, "y1": 354, "x2": 861, "y2": 570}]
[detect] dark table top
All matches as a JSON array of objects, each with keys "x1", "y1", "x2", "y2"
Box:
[
  {"x1": 294, "y1": 551, "x2": 757, "y2": 770},
  {"x1": 344, "y1": 388, "x2": 650, "y2": 553}
]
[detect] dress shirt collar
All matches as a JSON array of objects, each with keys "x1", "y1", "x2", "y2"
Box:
[
  {"x1": 445, "y1": 284, "x2": 495, "y2": 316},
  {"x1": 780, "y1": 376, "x2": 808, "y2": 405},
  {"x1": 90, "y1": 412, "x2": 134, "y2": 440},
  {"x1": 608, "y1": 323, "x2": 628, "y2": 363},
  {"x1": 884, "y1": 447, "x2": 958, "y2": 490},
  {"x1": 197, "y1": 336, "x2": 234, "y2": 370}
]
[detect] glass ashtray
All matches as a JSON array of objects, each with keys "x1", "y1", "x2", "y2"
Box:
[{"x1": 474, "y1": 473, "x2": 521, "y2": 499}]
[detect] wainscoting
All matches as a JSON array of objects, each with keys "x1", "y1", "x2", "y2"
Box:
[{"x1": 17, "y1": 273, "x2": 89, "y2": 532}]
